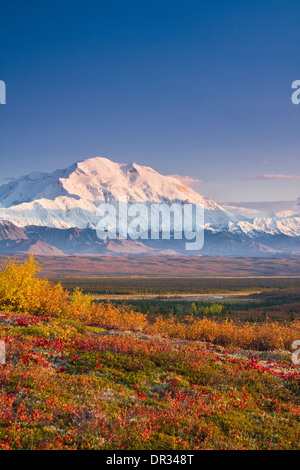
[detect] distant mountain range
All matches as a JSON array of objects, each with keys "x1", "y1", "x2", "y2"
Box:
[{"x1": 0, "y1": 157, "x2": 299, "y2": 256}]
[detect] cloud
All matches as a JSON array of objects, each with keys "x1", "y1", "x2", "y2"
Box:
[
  {"x1": 169, "y1": 174, "x2": 203, "y2": 188},
  {"x1": 169, "y1": 174, "x2": 222, "y2": 190},
  {"x1": 245, "y1": 174, "x2": 300, "y2": 181}
]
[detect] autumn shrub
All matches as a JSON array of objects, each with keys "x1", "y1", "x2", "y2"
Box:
[
  {"x1": 0, "y1": 255, "x2": 69, "y2": 317},
  {"x1": 1, "y1": 256, "x2": 299, "y2": 350},
  {"x1": 0, "y1": 256, "x2": 147, "y2": 331},
  {"x1": 150, "y1": 315, "x2": 300, "y2": 350},
  {"x1": 91, "y1": 301, "x2": 147, "y2": 331}
]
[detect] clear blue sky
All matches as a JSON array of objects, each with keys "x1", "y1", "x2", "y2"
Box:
[{"x1": 0, "y1": 0, "x2": 299, "y2": 202}]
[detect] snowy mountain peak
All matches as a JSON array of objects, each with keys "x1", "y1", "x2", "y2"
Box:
[
  {"x1": 0, "y1": 156, "x2": 233, "y2": 229},
  {"x1": 0, "y1": 156, "x2": 299, "y2": 240}
]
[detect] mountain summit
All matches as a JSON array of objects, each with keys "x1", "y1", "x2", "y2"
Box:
[
  {"x1": 0, "y1": 156, "x2": 233, "y2": 229},
  {"x1": 0, "y1": 156, "x2": 299, "y2": 256}
]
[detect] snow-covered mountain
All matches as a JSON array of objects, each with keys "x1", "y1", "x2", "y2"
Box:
[
  {"x1": 0, "y1": 157, "x2": 234, "y2": 229},
  {"x1": 0, "y1": 156, "x2": 299, "y2": 256},
  {"x1": 223, "y1": 200, "x2": 300, "y2": 238}
]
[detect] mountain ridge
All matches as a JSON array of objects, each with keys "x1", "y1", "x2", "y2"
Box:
[
  {"x1": 0, "y1": 156, "x2": 299, "y2": 256},
  {"x1": 0, "y1": 156, "x2": 235, "y2": 229}
]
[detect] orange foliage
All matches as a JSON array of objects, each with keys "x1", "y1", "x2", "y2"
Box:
[
  {"x1": 150, "y1": 315, "x2": 300, "y2": 351},
  {"x1": 0, "y1": 256, "x2": 299, "y2": 350}
]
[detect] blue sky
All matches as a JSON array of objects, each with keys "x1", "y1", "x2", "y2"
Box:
[{"x1": 0, "y1": 0, "x2": 299, "y2": 202}]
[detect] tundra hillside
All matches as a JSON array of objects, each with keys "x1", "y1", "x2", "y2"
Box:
[{"x1": 0, "y1": 256, "x2": 299, "y2": 450}]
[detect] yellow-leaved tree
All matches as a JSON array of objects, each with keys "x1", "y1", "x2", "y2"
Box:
[
  {"x1": 0, "y1": 255, "x2": 69, "y2": 316},
  {"x1": 0, "y1": 255, "x2": 148, "y2": 331}
]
